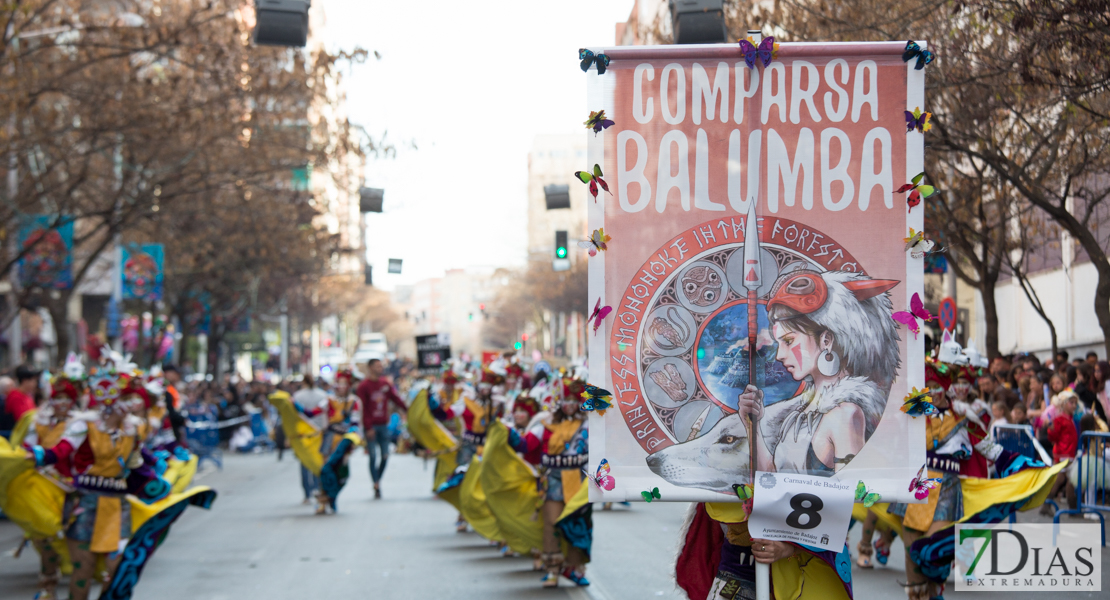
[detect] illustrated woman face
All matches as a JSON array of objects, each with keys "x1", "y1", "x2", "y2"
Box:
[{"x1": 771, "y1": 322, "x2": 822, "y2": 381}]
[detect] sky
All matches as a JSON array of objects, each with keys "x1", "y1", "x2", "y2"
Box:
[{"x1": 318, "y1": 0, "x2": 636, "y2": 290}]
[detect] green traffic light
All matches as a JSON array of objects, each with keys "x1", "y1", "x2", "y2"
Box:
[
  {"x1": 556, "y1": 247, "x2": 567, "y2": 258},
  {"x1": 514, "y1": 342, "x2": 522, "y2": 350}
]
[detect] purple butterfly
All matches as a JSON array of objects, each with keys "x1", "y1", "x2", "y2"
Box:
[
  {"x1": 589, "y1": 297, "x2": 612, "y2": 334},
  {"x1": 739, "y1": 36, "x2": 776, "y2": 69},
  {"x1": 892, "y1": 292, "x2": 935, "y2": 338}
]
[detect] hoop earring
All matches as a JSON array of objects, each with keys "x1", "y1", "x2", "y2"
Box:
[{"x1": 818, "y1": 349, "x2": 840, "y2": 377}]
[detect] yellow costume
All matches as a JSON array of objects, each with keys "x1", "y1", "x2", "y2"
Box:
[
  {"x1": 481, "y1": 421, "x2": 543, "y2": 554},
  {"x1": 268, "y1": 391, "x2": 324, "y2": 475}
]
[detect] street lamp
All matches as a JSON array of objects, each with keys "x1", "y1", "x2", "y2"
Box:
[{"x1": 254, "y1": 0, "x2": 311, "y2": 47}]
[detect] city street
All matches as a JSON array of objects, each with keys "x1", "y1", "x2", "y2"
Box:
[{"x1": 3, "y1": 450, "x2": 1105, "y2": 599}]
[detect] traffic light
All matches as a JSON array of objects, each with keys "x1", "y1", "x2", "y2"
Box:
[
  {"x1": 513, "y1": 342, "x2": 522, "y2": 350},
  {"x1": 554, "y1": 230, "x2": 568, "y2": 259}
]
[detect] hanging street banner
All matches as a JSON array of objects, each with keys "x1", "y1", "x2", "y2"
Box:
[
  {"x1": 416, "y1": 333, "x2": 451, "y2": 374},
  {"x1": 121, "y1": 243, "x2": 164, "y2": 302},
  {"x1": 18, "y1": 215, "x2": 74, "y2": 290},
  {"x1": 585, "y1": 42, "x2": 926, "y2": 504}
]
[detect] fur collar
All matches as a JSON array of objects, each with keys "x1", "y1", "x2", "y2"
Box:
[{"x1": 761, "y1": 376, "x2": 889, "y2": 457}]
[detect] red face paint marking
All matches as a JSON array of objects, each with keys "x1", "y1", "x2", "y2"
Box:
[{"x1": 792, "y1": 345, "x2": 803, "y2": 365}]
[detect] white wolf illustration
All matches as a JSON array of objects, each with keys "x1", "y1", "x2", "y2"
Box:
[{"x1": 645, "y1": 411, "x2": 752, "y2": 493}]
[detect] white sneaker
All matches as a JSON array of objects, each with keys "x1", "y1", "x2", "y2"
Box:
[{"x1": 1083, "y1": 513, "x2": 1100, "y2": 521}]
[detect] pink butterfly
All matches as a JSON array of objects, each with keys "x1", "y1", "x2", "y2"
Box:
[
  {"x1": 892, "y1": 292, "x2": 935, "y2": 338},
  {"x1": 589, "y1": 297, "x2": 612, "y2": 334},
  {"x1": 909, "y1": 465, "x2": 941, "y2": 500},
  {"x1": 584, "y1": 458, "x2": 616, "y2": 491}
]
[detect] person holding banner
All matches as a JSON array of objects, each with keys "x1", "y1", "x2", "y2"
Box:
[
  {"x1": 736, "y1": 270, "x2": 900, "y2": 477},
  {"x1": 508, "y1": 375, "x2": 591, "y2": 588}
]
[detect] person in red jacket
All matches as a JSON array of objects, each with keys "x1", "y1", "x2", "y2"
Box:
[
  {"x1": 4, "y1": 365, "x2": 40, "y2": 424},
  {"x1": 1047, "y1": 390, "x2": 1079, "y2": 463},
  {"x1": 355, "y1": 358, "x2": 405, "y2": 498}
]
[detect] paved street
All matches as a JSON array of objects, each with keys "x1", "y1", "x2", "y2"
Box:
[{"x1": 2, "y1": 450, "x2": 1106, "y2": 599}]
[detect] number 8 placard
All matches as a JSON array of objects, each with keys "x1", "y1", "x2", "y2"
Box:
[{"x1": 747, "y1": 471, "x2": 855, "y2": 552}]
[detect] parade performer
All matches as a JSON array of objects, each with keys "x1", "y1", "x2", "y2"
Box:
[
  {"x1": 509, "y1": 376, "x2": 592, "y2": 588},
  {"x1": 137, "y1": 371, "x2": 197, "y2": 495},
  {"x1": 406, "y1": 372, "x2": 464, "y2": 525},
  {"x1": 482, "y1": 395, "x2": 545, "y2": 566},
  {"x1": 452, "y1": 365, "x2": 509, "y2": 543},
  {"x1": 7, "y1": 366, "x2": 84, "y2": 600},
  {"x1": 17, "y1": 367, "x2": 206, "y2": 600},
  {"x1": 314, "y1": 369, "x2": 363, "y2": 514},
  {"x1": 880, "y1": 360, "x2": 1066, "y2": 600},
  {"x1": 428, "y1": 364, "x2": 504, "y2": 533},
  {"x1": 267, "y1": 375, "x2": 361, "y2": 514}
]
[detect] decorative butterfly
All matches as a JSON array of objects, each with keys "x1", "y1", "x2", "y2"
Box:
[
  {"x1": 896, "y1": 172, "x2": 937, "y2": 211},
  {"x1": 583, "y1": 458, "x2": 616, "y2": 491},
  {"x1": 732, "y1": 483, "x2": 753, "y2": 501},
  {"x1": 641, "y1": 487, "x2": 661, "y2": 502},
  {"x1": 578, "y1": 228, "x2": 611, "y2": 257},
  {"x1": 908, "y1": 465, "x2": 942, "y2": 500},
  {"x1": 855, "y1": 480, "x2": 882, "y2": 508},
  {"x1": 738, "y1": 36, "x2": 778, "y2": 69},
  {"x1": 579, "y1": 48, "x2": 611, "y2": 75},
  {"x1": 575, "y1": 164, "x2": 611, "y2": 201},
  {"x1": 584, "y1": 110, "x2": 615, "y2": 135},
  {"x1": 903, "y1": 228, "x2": 936, "y2": 259},
  {"x1": 589, "y1": 297, "x2": 613, "y2": 334},
  {"x1": 733, "y1": 484, "x2": 755, "y2": 515},
  {"x1": 580, "y1": 384, "x2": 614, "y2": 416},
  {"x1": 905, "y1": 107, "x2": 933, "y2": 134},
  {"x1": 892, "y1": 292, "x2": 936, "y2": 338},
  {"x1": 900, "y1": 386, "x2": 938, "y2": 417},
  {"x1": 902, "y1": 41, "x2": 935, "y2": 71}
]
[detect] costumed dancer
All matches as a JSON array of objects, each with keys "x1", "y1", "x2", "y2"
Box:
[
  {"x1": 508, "y1": 375, "x2": 592, "y2": 588},
  {"x1": 25, "y1": 369, "x2": 157, "y2": 600},
  {"x1": 406, "y1": 371, "x2": 465, "y2": 527},
  {"x1": 481, "y1": 394, "x2": 545, "y2": 562},
  {"x1": 456, "y1": 365, "x2": 509, "y2": 545},
  {"x1": 12, "y1": 362, "x2": 84, "y2": 600},
  {"x1": 141, "y1": 370, "x2": 197, "y2": 495},
  {"x1": 313, "y1": 369, "x2": 363, "y2": 514},
  {"x1": 428, "y1": 365, "x2": 504, "y2": 533},
  {"x1": 883, "y1": 359, "x2": 1066, "y2": 600}
]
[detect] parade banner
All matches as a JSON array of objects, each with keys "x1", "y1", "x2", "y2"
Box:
[
  {"x1": 121, "y1": 243, "x2": 164, "y2": 302},
  {"x1": 18, "y1": 215, "x2": 73, "y2": 290},
  {"x1": 586, "y1": 42, "x2": 926, "y2": 504}
]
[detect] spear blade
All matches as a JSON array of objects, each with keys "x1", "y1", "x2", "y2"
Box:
[{"x1": 743, "y1": 202, "x2": 762, "y2": 291}]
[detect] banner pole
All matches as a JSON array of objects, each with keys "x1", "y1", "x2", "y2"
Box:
[{"x1": 745, "y1": 29, "x2": 771, "y2": 600}]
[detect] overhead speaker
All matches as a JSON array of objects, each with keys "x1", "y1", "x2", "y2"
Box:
[
  {"x1": 360, "y1": 187, "x2": 384, "y2": 213},
  {"x1": 254, "y1": 0, "x2": 310, "y2": 48},
  {"x1": 670, "y1": 0, "x2": 727, "y2": 45},
  {"x1": 544, "y1": 184, "x2": 571, "y2": 210}
]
